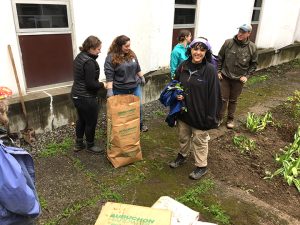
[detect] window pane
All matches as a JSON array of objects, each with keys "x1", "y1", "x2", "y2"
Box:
[
  {"x1": 174, "y1": 8, "x2": 195, "y2": 24},
  {"x1": 254, "y1": 0, "x2": 262, "y2": 7},
  {"x1": 251, "y1": 10, "x2": 260, "y2": 22},
  {"x1": 16, "y1": 3, "x2": 68, "y2": 29},
  {"x1": 175, "y1": 0, "x2": 197, "y2": 5}
]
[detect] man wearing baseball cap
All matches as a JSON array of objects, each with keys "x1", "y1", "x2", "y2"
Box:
[{"x1": 217, "y1": 23, "x2": 258, "y2": 128}]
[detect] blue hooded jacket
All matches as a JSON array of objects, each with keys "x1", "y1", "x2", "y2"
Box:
[
  {"x1": 159, "y1": 80, "x2": 185, "y2": 127},
  {"x1": 0, "y1": 141, "x2": 40, "y2": 225}
]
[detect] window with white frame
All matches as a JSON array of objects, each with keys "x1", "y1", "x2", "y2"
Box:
[
  {"x1": 251, "y1": 0, "x2": 262, "y2": 24},
  {"x1": 13, "y1": 0, "x2": 71, "y2": 33},
  {"x1": 174, "y1": 0, "x2": 197, "y2": 29}
]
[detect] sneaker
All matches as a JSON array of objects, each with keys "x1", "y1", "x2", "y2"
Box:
[
  {"x1": 226, "y1": 120, "x2": 234, "y2": 129},
  {"x1": 141, "y1": 124, "x2": 149, "y2": 132},
  {"x1": 189, "y1": 167, "x2": 207, "y2": 180},
  {"x1": 169, "y1": 153, "x2": 186, "y2": 168}
]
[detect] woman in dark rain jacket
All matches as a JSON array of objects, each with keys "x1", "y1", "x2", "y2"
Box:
[{"x1": 169, "y1": 38, "x2": 222, "y2": 180}]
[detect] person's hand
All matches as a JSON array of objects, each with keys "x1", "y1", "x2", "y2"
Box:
[
  {"x1": 240, "y1": 76, "x2": 247, "y2": 83},
  {"x1": 106, "y1": 88, "x2": 113, "y2": 98},
  {"x1": 138, "y1": 76, "x2": 146, "y2": 86},
  {"x1": 177, "y1": 95, "x2": 184, "y2": 101},
  {"x1": 101, "y1": 81, "x2": 107, "y2": 89},
  {"x1": 218, "y1": 73, "x2": 223, "y2": 80}
]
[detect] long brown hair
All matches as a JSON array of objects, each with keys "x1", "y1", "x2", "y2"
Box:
[
  {"x1": 79, "y1": 36, "x2": 102, "y2": 52},
  {"x1": 108, "y1": 35, "x2": 136, "y2": 66}
]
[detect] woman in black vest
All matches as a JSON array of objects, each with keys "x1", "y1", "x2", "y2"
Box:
[{"x1": 71, "y1": 36, "x2": 105, "y2": 154}]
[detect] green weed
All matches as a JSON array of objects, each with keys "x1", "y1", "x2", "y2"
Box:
[
  {"x1": 246, "y1": 112, "x2": 273, "y2": 133},
  {"x1": 177, "y1": 179, "x2": 231, "y2": 225},
  {"x1": 153, "y1": 110, "x2": 165, "y2": 117},
  {"x1": 100, "y1": 185, "x2": 123, "y2": 202},
  {"x1": 38, "y1": 137, "x2": 73, "y2": 157},
  {"x1": 286, "y1": 90, "x2": 300, "y2": 118},
  {"x1": 95, "y1": 128, "x2": 105, "y2": 140},
  {"x1": 265, "y1": 126, "x2": 300, "y2": 192},
  {"x1": 39, "y1": 195, "x2": 48, "y2": 210},
  {"x1": 232, "y1": 135, "x2": 256, "y2": 153},
  {"x1": 245, "y1": 74, "x2": 268, "y2": 86},
  {"x1": 44, "y1": 195, "x2": 102, "y2": 225}
]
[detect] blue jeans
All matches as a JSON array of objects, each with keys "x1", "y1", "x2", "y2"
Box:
[{"x1": 113, "y1": 86, "x2": 143, "y2": 127}]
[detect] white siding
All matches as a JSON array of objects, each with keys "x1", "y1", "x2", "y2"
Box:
[
  {"x1": 1, "y1": 0, "x2": 300, "y2": 96},
  {"x1": 195, "y1": 0, "x2": 254, "y2": 55},
  {"x1": 0, "y1": 0, "x2": 26, "y2": 96},
  {"x1": 256, "y1": 0, "x2": 300, "y2": 49},
  {"x1": 72, "y1": 0, "x2": 174, "y2": 79}
]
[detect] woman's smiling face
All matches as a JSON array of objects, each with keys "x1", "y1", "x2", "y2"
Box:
[{"x1": 191, "y1": 46, "x2": 207, "y2": 64}]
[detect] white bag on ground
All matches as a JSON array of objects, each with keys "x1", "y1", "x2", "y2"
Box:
[{"x1": 151, "y1": 196, "x2": 199, "y2": 225}]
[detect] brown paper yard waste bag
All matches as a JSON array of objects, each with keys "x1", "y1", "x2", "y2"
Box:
[
  {"x1": 107, "y1": 94, "x2": 142, "y2": 168},
  {"x1": 94, "y1": 202, "x2": 172, "y2": 225}
]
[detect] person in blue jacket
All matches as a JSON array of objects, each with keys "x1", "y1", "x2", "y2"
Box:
[
  {"x1": 170, "y1": 30, "x2": 192, "y2": 79},
  {"x1": 0, "y1": 100, "x2": 40, "y2": 225}
]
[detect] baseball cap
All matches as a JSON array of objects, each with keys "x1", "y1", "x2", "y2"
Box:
[{"x1": 238, "y1": 24, "x2": 252, "y2": 32}]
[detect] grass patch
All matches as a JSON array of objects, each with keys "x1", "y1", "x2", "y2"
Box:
[
  {"x1": 38, "y1": 137, "x2": 73, "y2": 157},
  {"x1": 44, "y1": 195, "x2": 102, "y2": 225},
  {"x1": 95, "y1": 128, "x2": 106, "y2": 140},
  {"x1": 177, "y1": 179, "x2": 231, "y2": 225},
  {"x1": 153, "y1": 109, "x2": 166, "y2": 117},
  {"x1": 245, "y1": 74, "x2": 268, "y2": 86},
  {"x1": 39, "y1": 195, "x2": 48, "y2": 210}
]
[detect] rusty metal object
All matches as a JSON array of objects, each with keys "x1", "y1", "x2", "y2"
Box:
[{"x1": 21, "y1": 128, "x2": 36, "y2": 145}]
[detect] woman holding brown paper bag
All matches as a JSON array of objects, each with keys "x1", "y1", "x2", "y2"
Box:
[{"x1": 104, "y1": 35, "x2": 148, "y2": 132}]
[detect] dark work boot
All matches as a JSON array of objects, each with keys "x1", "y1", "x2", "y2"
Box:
[
  {"x1": 86, "y1": 142, "x2": 104, "y2": 154},
  {"x1": 74, "y1": 138, "x2": 85, "y2": 152},
  {"x1": 169, "y1": 153, "x2": 186, "y2": 168}
]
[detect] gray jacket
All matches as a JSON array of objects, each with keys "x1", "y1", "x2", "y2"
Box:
[
  {"x1": 104, "y1": 53, "x2": 141, "y2": 90},
  {"x1": 218, "y1": 35, "x2": 258, "y2": 80}
]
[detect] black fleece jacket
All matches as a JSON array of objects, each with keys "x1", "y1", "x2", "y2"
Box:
[{"x1": 174, "y1": 58, "x2": 222, "y2": 130}]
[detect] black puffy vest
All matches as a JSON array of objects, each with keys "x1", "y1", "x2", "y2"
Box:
[{"x1": 71, "y1": 52, "x2": 100, "y2": 98}]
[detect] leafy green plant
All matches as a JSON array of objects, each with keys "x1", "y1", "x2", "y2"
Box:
[
  {"x1": 286, "y1": 90, "x2": 300, "y2": 118},
  {"x1": 232, "y1": 135, "x2": 256, "y2": 153},
  {"x1": 246, "y1": 112, "x2": 273, "y2": 133},
  {"x1": 265, "y1": 126, "x2": 300, "y2": 192}
]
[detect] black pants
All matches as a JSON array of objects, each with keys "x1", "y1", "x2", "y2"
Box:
[{"x1": 72, "y1": 97, "x2": 99, "y2": 143}]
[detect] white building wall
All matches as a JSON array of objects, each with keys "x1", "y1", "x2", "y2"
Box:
[
  {"x1": 195, "y1": 0, "x2": 254, "y2": 55},
  {"x1": 0, "y1": 0, "x2": 26, "y2": 97},
  {"x1": 256, "y1": 0, "x2": 300, "y2": 49},
  {"x1": 294, "y1": 9, "x2": 300, "y2": 41},
  {"x1": 72, "y1": 0, "x2": 174, "y2": 79},
  {"x1": 1, "y1": 0, "x2": 300, "y2": 97}
]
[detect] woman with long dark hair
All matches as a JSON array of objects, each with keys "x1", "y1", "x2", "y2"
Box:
[{"x1": 104, "y1": 35, "x2": 148, "y2": 132}]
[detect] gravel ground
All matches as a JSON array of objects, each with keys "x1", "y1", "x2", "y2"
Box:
[{"x1": 18, "y1": 99, "x2": 167, "y2": 155}]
